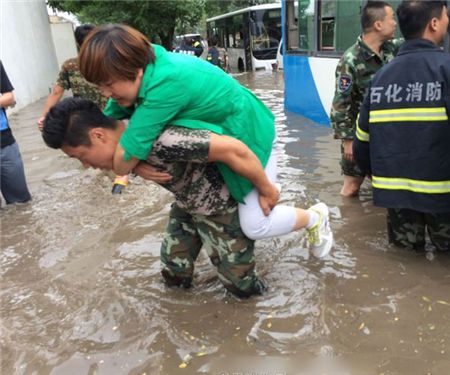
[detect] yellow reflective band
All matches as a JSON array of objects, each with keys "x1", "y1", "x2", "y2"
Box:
[
  {"x1": 355, "y1": 113, "x2": 370, "y2": 142},
  {"x1": 372, "y1": 175, "x2": 450, "y2": 194},
  {"x1": 369, "y1": 107, "x2": 448, "y2": 123},
  {"x1": 356, "y1": 123, "x2": 369, "y2": 142}
]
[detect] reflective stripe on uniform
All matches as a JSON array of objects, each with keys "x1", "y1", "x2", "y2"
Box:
[
  {"x1": 369, "y1": 107, "x2": 448, "y2": 123},
  {"x1": 355, "y1": 114, "x2": 370, "y2": 142},
  {"x1": 372, "y1": 175, "x2": 450, "y2": 193}
]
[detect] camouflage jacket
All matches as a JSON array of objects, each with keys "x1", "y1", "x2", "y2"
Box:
[
  {"x1": 146, "y1": 126, "x2": 235, "y2": 216},
  {"x1": 330, "y1": 36, "x2": 403, "y2": 139},
  {"x1": 57, "y1": 58, "x2": 108, "y2": 110}
]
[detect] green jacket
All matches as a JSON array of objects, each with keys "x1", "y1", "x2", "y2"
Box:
[
  {"x1": 330, "y1": 36, "x2": 402, "y2": 139},
  {"x1": 104, "y1": 44, "x2": 275, "y2": 203}
]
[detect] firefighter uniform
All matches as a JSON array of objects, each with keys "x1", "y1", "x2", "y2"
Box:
[{"x1": 354, "y1": 39, "x2": 450, "y2": 251}]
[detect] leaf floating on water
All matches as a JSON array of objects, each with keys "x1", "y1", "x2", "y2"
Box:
[
  {"x1": 428, "y1": 306, "x2": 432, "y2": 312},
  {"x1": 267, "y1": 322, "x2": 272, "y2": 328},
  {"x1": 358, "y1": 322, "x2": 365, "y2": 330},
  {"x1": 422, "y1": 296, "x2": 431, "y2": 302},
  {"x1": 437, "y1": 300, "x2": 450, "y2": 306},
  {"x1": 179, "y1": 363, "x2": 188, "y2": 369},
  {"x1": 196, "y1": 352, "x2": 207, "y2": 357},
  {"x1": 429, "y1": 324, "x2": 436, "y2": 330},
  {"x1": 362, "y1": 274, "x2": 369, "y2": 278},
  {"x1": 394, "y1": 317, "x2": 399, "y2": 322}
]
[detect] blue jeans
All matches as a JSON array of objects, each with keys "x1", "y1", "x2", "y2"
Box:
[{"x1": 1, "y1": 142, "x2": 31, "y2": 207}]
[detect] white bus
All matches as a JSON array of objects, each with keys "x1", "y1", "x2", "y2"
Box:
[{"x1": 206, "y1": 3, "x2": 282, "y2": 71}]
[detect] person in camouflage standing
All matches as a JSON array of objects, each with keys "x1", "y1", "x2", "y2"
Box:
[
  {"x1": 330, "y1": 1, "x2": 402, "y2": 196},
  {"x1": 42, "y1": 98, "x2": 267, "y2": 297},
  {"x1": 36, "y1": 25, "x2": 128, "y2": 193}
]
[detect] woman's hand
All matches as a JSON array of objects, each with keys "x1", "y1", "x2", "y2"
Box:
[{"x1": 133, "y1": 162, "x2": 172, "y2": 184}]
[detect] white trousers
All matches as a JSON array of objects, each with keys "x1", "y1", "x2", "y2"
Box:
[{"x1": 238, "y1": 139, "x2": 298, "y2": 240}]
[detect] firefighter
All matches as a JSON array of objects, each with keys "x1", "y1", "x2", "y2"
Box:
[{"x1": 354, "y1": 0, "x2": 450, "y2": 252}]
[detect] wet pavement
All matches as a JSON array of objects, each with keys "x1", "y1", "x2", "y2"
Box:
[{"x1": 1, "y1": 70, "x2": 449, "y2": 375}]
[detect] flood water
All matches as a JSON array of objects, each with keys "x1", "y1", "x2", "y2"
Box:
[{"x1": 1, "y1": 71, "x2": 449, "y2": 375}]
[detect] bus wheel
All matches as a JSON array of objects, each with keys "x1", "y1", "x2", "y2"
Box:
[{"x1": 238, "y1": 58, "x2": 245, "y2": 72}]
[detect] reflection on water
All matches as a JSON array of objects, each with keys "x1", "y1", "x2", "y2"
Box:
[{"x1": 1, "y1": 71, "x2": 449, "y2": 375}]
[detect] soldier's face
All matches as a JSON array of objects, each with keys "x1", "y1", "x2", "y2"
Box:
[
  {"x1": 61, "y1": 128, "x2": 117, "y2": 170},
  {"x1": 97, "y1": 69, "x2": 144, "y2": 107},
  {"x1": 380, "y1": 6, "x2": 397, "y2": 40}
]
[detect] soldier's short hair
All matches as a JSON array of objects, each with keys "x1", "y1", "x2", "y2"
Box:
[
  {"x1": 74, "y1": 24, "x2": 94, "y2": 48},
  {"x1": 361, "y1": 1, "x2": 392, "y2": 33},
  {"x1": 397, "y1": 0, "x2": 448, "y2": 39},
  {"x1": 43, "y1": 98, "x2": 117, "y2": 149},
  {"x1": 78, "y1": 24, "x2": 156, "y2": 85}
]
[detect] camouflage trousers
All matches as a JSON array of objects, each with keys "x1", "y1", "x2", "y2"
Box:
[
  {"x1": 160, "y1": 203, "x2": 267, "y2": 298},
  {"x1": 340, "y1": 140, "x2": 365, "y2": 177},
  {"x1": 387, "y1": 208, "x2": 450, "y2": 252}
]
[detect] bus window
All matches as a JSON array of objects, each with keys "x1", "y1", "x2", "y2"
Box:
[
  {"x1": 297, "y1": 0, "x2": 315, "y2": 52},
  {"x1": 332, "y1": 0, "x2": 362, "y2": 52}
]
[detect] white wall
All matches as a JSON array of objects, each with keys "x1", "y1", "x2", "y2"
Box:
[
  {"x1": 0, "y1": 0, "x2": 59, "y2": 111},
  {"x1": 50, "y1": 22, "x2": 77, "y2": 69}
]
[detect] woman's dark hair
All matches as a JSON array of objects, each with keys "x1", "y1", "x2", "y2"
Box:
[
  {"x1": 43, "y1": 97, "x2": 117, "y2": 149},
  {"x1": 79, "y1": 24, "x2": 155, "y2": 84}
]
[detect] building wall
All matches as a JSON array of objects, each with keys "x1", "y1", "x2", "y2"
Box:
[
  {"x1": 0, "y1": 0, "x2": 59, "y2": 112},
  {"x1": 50, "y1": 22, "x2": 77, "y2": 69}
]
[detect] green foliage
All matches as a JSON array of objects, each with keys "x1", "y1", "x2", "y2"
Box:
[{"x1": 47, "y1": 0, "x2": 203, "y2": 49}]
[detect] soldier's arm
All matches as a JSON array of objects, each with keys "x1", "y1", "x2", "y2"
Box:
[
  {"x1": 330, "y1": 59, "x2": 357, "y2": 139},
  {"x1": 208, "y1": 133, "x2": 278, "y2": 216},
  {"x1": 38, "y1": 61, "x2": 71, "y2": 130},
  {"x1": 353, "y1": 89, "x2": 371, "y2": 175},
  {"x1": 37, "y1": 85, "x2": 65, "y2": 131}
]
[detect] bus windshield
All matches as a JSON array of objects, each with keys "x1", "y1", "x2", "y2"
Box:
[{"x1": 250, "y1": 8, "x2": 282, "y2": 60}]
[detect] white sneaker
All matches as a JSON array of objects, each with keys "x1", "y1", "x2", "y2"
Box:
[{"x1": 307, "y1": 202, "x2": 333, "y2": 258}]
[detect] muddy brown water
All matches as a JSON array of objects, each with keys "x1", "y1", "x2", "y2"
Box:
[{"x1": 1, "y1": 71, "x2": 449, "y2": 375}]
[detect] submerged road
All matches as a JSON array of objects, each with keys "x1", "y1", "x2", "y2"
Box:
[{"x1": 1, "y1": 70, "x2": 449, "y2": 375}]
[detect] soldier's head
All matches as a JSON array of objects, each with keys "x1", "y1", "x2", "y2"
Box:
[
  {"x1": 43, "y1": 97, "x2": 123, "y2": 170},
  {"x1": 212, "y1": 35, "x2": 220, "y2": 47},
  {"x1": 397, "y1": 0, "x2": 448, "y2": 43},
  {"x1": 361, "y1": 1, "x2": 397, "y2": 40},
  {"x1": 74, "y1": 24, "x2": 94, "y2": 49}
]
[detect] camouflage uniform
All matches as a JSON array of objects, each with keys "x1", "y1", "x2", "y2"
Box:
[
  {"x1": 148, "y1": 126, "x2": 266, "y2": 297},
  {"x1": 57, "y1": 58, "x2": 108, "y2": 110},
  {"x1": 330, "y1": 36, "x2": 402, "y2": 176},
  {"x1": 219, "y1": 47, "x2": 229, "y2": 72},
  {"x1": 387, "y1": 209, "x2": 450, "y2": 252}
]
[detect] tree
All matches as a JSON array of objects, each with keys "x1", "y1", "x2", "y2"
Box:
[{"x1": 47, "y1": 0, "x2": 203, "y2": 50}]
